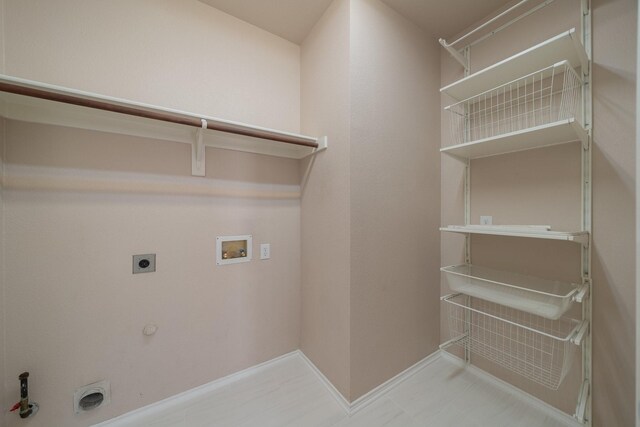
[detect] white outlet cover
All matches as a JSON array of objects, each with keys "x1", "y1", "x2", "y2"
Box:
[
  {"x1": 260, "y1": 244, "x2": 270, "y2": 260},
  {"x1": 480, "y1": 216, "x2": 493, "y2": 225}
]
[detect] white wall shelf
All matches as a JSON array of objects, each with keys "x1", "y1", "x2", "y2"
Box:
[
  {"x1": 440, "y1": 225, "x2": 589, "y2": 246},
  {"x1": 0, "y1": 74, "x2": 328, "y2": 176},
  {"x1": 441, "y1": 293, "x2": 584, "y2": 390},
  {"x1": 439, "y1": 0, "x2": 592, "y2": 419},
  {"x1": 440, "y1": 28, "x2": 588, "y2": 101},
  {"x1": 441, "y1": 264, "x2": 582, "y2": 320},
  {"x1": 441, "y1": 118, "x2": 587, "y2": 160}
]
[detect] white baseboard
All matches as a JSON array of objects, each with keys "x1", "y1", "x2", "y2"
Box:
[
  {"x1": 440, "y1": 350, "x2": 582, "y2": 427},
  {"x1": 92, "y1": 351, "x2": 299, "y2": 427},
  {"x1": 295, "y1": 350, "x2": 351, "y2": 412},
  {"x1": 96, "y1": 348, "x2": 442, "y2": 426},
  {"x1": 347, "y1": 350, "x2": 442, "y2": 414},
  {"x1": 96, "y1": 348, "x2": 580, "y2": 426},
  {"x1": 297, "y1": 348, "x2": 442, "y2": 415}
]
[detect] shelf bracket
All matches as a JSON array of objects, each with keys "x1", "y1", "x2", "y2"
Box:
[
  {"x1": 192, "y1": 119, "x2": 207, "y2": 177},
  {"x1": 302, "y1": 136, "x2": 328, "y2": 158},
  {"x1": 574, "y1": 379, "x2": 590, "y2": 423},
  {"x1": 439, "y1": 39, "x2": 469, "y2": 72},
  {"x1": 571, "y1": 320, "x2": 590, "y2": 346},
  {"x1": 573, "y1": 280, "x2": 590, "y2": 303}
]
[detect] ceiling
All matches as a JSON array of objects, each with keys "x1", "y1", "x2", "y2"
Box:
[
  {"x1": 198, "y1": 0, "x2": 511, "y2": 44},
  {"x1": 198, "y1": 0, "x2": 334, "y2": 44},
  {"x1": 380, "y1": 0, "x2": 512, "y2": 39}
]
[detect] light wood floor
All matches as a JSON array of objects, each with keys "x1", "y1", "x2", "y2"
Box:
[{"x1": 116, "y1": 354, "x2": 577, "y2": 427}]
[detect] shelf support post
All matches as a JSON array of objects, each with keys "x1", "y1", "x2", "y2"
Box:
[
  {"x1": 461, "y1": 53, "x2": 471, "y2": 364},
  {"x1": 192, "y1": 119, "x2": 207, "y2": 177},
  {"x1": 579, "y1": 0, "x2": 592, "y2": 425}
]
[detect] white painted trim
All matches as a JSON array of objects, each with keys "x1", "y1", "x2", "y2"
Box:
[
  {"x1": 96, "y1": 348, "x2": 579, "y2": 426},
  {"x1": 348, "y1": 350, "x2": 442, "y2": 414},
  {"x1": 440, "y1": 351, "x2": 582, "y2": 427},
  {"x1": 92, "y1": 351, "x2": 299, "y2": 427},
  {"x1": 297, "y1": 349, "x2": 442, "y2": 415},
  {"x1": 295, "y1": 350, "x2": 351, "y2": 413}
]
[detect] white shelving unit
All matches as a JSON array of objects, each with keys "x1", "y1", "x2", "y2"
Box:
[
  {"x1": 441, "y1": 28, "x2": 588, "y2": 101},
  {"x1": 443, "y1": 59, "x2": 587, "y2": 159},
  {"x1": 438, "y1": 4, "x2": 592, "y2": 425},
  {"x1": 440, "y1": 225, "x2": 589, "y2": 246},
  {"x1": 441, "y1": 119, "x2": 586, "y2": 159},
  {"x1": 441, "y1": 264, "x2": 585, "y2": 320},
  {"x1": 0, "y1": 75, "x2": 328, "y2": 176},
  {"x1": 441, "y1": 293, "x2": 586, "y2": 390}
]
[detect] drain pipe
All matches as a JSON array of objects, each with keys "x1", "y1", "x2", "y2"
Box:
[{"x1": 10, "y1": 372, "x2": 39, "y2": 419}]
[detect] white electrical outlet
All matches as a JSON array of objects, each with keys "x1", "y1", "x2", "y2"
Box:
[
  {"x1": 260, "y1": 244, "x2": 270, "y2": 260},
  {"x1": 480, "y1": 216, "x2": 493, "y2": 225}
]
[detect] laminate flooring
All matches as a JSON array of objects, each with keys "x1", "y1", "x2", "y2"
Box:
[{"x1": 113, "y1": 354, "x2": 577, "y2": 427}]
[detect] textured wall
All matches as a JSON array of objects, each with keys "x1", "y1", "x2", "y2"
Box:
[
  {"x1": 591, "y1": 0, "x2": 636, "y2": 424},
  {"x1": 300, "y1": 0, "x2": 352, "y2": 399},
  {"x1": 0, "y1": 0, "x2": 6, "y2": 424},
  {"x1": 3, "y1": 0, "x2": 300, "y2": 133},
  {"x1": 440, "y1": 0, "x2": 636, "y2": 423},
  {"x1": 1, "y1": 1, "x2": 303, "y2": 426},
  {"x1": 349, "y1": 0, "x2": 441, "y2": 401},
  {"x1": 0, "y1": 118, "x2": 6, "y2": 427},
  {"x1": 300, "y1": 0, "x2": 442, "y2": 402}
]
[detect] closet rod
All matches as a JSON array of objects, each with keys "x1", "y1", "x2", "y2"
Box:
[
  {"x1": 440, "y1": 0, "x2": 533, "y2": 48},
  {"x1": 0, "y1": 82, "x2": 319, "y2": 148}
]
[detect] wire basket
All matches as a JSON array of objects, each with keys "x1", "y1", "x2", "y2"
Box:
[
  {"x1": 442, "y1": 293, "x2": 581, "y2": 390},
  {"x1": 445, "y1": 60, "x2": 583, "y2": 147}
]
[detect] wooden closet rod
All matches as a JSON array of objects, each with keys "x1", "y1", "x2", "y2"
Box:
[{"x1": 0, "y1": 82, "x2": 319, "y2": 148}]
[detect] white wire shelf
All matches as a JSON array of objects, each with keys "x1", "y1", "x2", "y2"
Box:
[
  {"x1": 441, "y1": 118, "x2": 586, "y2": 160},
  {"x1": 440, "y1": 28, "x2": 588, "y2": 101},
  {"x1": 443, "y1": 61, "x2": 586, "y2": 159},
  {"x1": 440, "y1": 225, "x2": 589, "y2": 246},
  {"x1": 441, "y1": 293, "x2": 584, "y2": 390},
  {"x1": 441, "y1": 264, "x2": 582, "y2": 320},
  {"x1": 0, "y1": 74, "x2": 328, "y2": 167}
]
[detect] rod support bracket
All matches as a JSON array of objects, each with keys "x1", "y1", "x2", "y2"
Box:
[
  {"x1": 302, "y1": 136, "x2": 328, "y2": 159},
  {"x1": 439, "y1": 39, "x2": 469, "y2": 73},
  {"x1": 192, "y1": 119, "x2": 207, "y2": 177}
]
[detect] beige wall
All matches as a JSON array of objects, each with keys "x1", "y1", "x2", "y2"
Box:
[
  {"x1": 1, "y1": 1, "x2": 303, "y2": 426},
  {"x1": 300, "y1": 0, "x2": 442, "y2": 402},
  {"x1": 441, "y1": 0, "x2": 636, "y2": 423},
  {"x1": 591, "y1": 0, "x2": 636, "y2": 424},
  {"x1": 348, "y1": 0, "x2": 441, "y2": 401},
  {"x1": 300, "y1": 0, "x2": 352, "y2": 399},
  {"x1": 0, "y1": 118, "x2": 6, "y2": 427},
  {"x1": 3, "y1": 0, "x2": 300, "y2": 133},
  {"x1": 0, "y1": 1, "x2": 5, "y2": 424}
]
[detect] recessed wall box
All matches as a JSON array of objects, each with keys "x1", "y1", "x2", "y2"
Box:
[
  {"x1": 74, "y1": 380, "x2": 110, "y2": 414},
  {"x1": 133, "y1": 254, "x2": 156, "y2": 274},
  {"x1": 216, "y1": 235, "x2": 252, "y2": 265}
]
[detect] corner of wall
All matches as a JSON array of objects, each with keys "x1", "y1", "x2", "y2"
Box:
[
  {"x1": 300, "y1": 0, "x2": 352, "y2": 401},
  {"x1": 347, "y1": 0, "x2": 442, "y2": 401}
]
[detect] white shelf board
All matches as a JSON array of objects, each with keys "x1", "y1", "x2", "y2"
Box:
[
  {"x1": 441, "y1": 28, "x2": 588, "y2": 101},
  {"x1": 440, "y1": 225, "x2": 589, "y2": 246},
  {"x1": 441, "y1": 264, "x2": 578, "y2": 320},
  {"x1": 441, "y1": 118, "x2": 587, "y2": 160},
  {"x1": 0, "y1": 74, "x2": 325, "y2": 160}
]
